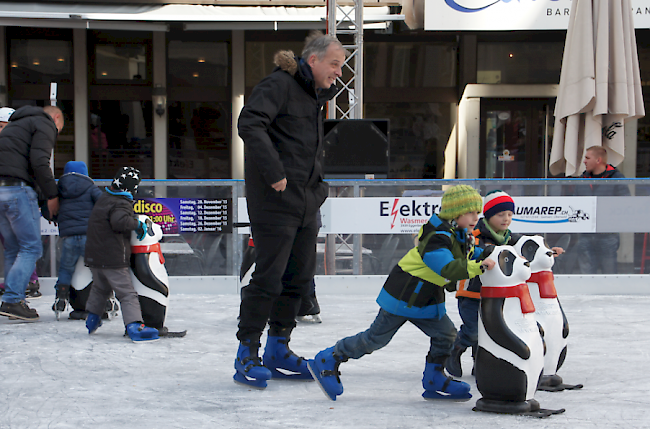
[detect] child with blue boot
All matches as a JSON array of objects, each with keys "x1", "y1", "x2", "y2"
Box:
[
  {"x1": 309, "y1": 185, "x2": 495, "y2": 401},
  {"x1": 83, "y1": 167, "x2": 159, "y2": 343},
  {"x1": 44, "y1": 161, "x2": 102, "y2": 319}
]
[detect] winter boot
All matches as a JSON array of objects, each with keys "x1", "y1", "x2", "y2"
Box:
[
  {"x1": 445, "y1": 343, "x2": 467, "y2": 378},
  {"x1": 422, "y1": 356, "x2": 472, "y2": 401},
  {"x1": 26, "y1": 280, "x2": 42, "y2": 299},
  {"x1": 69, "y1": 310, "x2": 88, "y2": 320},
  {"x1": 263, "y1": 332, "x2": 313, "y2": 380},
  {"x1": 126, "y1": 322, "x2": 159, "y2": 343},
  {"x1": 234, "y1": 339, "x2": 272, "y2": 389},
  {"x1": 86, "y1": 313, "x2": 103, "y2": 334},
  {"x1": 0, "y1": 300, "x2": 39, "y2": 321},
  {"x1": 52, "y1": 284, "x2": 70, "y2": 320},
  {"x1": 308, "y1": 347, "x2": 347, "y2": 401}
]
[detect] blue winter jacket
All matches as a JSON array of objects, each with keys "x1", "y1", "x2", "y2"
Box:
[{"x1": 57, "y1": 173, "x2": 103, "y2": 237}]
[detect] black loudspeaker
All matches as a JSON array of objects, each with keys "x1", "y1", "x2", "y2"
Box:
[{"x1": 322, "y1": 119, "x2": 390, "y2": 178}]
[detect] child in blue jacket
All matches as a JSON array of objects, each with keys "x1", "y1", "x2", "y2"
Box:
[{"x1": 309, "y1": 185, "x2": 495, "y2": 402}]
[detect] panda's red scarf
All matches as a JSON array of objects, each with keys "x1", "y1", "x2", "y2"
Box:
[{"x1": 481, "y1": 283, "x2": 535, "y2": 314}]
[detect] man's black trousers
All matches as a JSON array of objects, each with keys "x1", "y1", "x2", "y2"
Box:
[{"x1": 237, "y1": 220, "x2": 318, "y2": 343}]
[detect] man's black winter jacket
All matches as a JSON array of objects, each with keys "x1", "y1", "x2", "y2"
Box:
[
  {"x1": 238, "y1": 51, "x2": 337, "y2": 226},
  {"x1": 0, "y1": 106, "x2": 59, "y2": 200}
]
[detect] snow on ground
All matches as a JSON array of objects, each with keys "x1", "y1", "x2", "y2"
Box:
[{"x1": 1, "y1": 293, "x2": 649, "y2": 429}]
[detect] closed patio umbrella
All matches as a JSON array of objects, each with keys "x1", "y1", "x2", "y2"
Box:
[{"x1": 550, "y1": 0, "x2": 644, "y2": 177}]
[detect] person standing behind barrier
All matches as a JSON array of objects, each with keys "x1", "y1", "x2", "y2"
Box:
[
  {"x1": 233, "y1": 32, "x2": 344, "y2": 388},
  {"x1": 574, "y1": 146, "x2": 630, "y2": 274},
  {"x1": 0, "y1": 106, "x2": 63, "y2": 320},
  {"x1": 43, "y1": 161, "x2": 102, "y2": 317}
]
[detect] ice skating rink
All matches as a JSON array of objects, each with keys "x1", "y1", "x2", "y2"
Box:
[{"x1": 1, "y1": 293, "x2": 649, "y2": 429}]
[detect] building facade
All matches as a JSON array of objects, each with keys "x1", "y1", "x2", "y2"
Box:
[{"x1": 0, "y1": 0, "x2": 648, "y2": 180}]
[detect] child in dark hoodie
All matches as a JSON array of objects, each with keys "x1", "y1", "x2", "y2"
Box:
[
  {"x1": 51, "y1": 161, "x2": 102, "y2": 317},
  {"x1": 83, "y1": 167, "x2": 159, "y2": 343}
]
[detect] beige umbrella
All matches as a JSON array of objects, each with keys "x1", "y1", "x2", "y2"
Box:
[{"x1": 550, "y1": 0, "x2": 644, "y2": 177}]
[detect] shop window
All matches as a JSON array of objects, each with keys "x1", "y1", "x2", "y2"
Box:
[
  {"x1": 167, "y1": 102, "x2": 230, "y2": 179},
  {"x1": 365, "y1": 102, "x2": 452, "y2": 179},
  {"x1": 10, "y1": 39, "x2": 72, "y2": 85},
  {"x1": 477, "y1": 42, "x2": 563, "y2": 84},
  {"x1": 169, "y1": 41, "x2": 228, "y2": 87},
  {"x1": 95, "y1": 44, "x2": 147, "y2": 82},
  {"x1": 89, "y1": 100, "x2": 153, "y2": 179},
  {"x1": 365, "y1": 43, "x2": 457, "y2": 88}
]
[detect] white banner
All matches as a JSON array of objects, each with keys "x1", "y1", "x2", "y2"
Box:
[
  {"x1": 425, "y1": 0, "x2": 650, "y2": 31},
  {"x1": 41, "y1": 216, "x2": 59, "y2": 235},
  {"x1": 238, "y1": 196, "x2": 597, "y2": 234}
]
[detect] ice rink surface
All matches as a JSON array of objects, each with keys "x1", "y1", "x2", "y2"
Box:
[{"x1": 1, "y1": 293, "x2": 649, "y2": 429}]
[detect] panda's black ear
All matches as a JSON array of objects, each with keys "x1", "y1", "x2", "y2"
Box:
[
  {"x1": 521, "y1": 240, "x2": 539, "y2": 262},
  {"x1": 480, "y1": 245, "x2": 495, "y2": 260}
]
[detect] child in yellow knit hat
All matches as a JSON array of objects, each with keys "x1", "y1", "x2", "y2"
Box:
[{"x1": 309, "y1": 184, "x2": 495, "y2": 402}]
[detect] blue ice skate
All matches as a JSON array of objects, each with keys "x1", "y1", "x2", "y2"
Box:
[
  {"x1": 422, "y1": 361, "x2": 472, "y2": 401},
  {"x1": 263, "y1": 336, "x2": 313, "y2": 380},
  {"x1": 126, "y1": 322, "x2": 160, "y2": 343},
  {"x1": 234, "y1": 340, "x2": 272, "y2": 389},
  {"x1": 86, "y1": 312, "x2": 103, "y2": 334},
  {"x1": 308, "y1": 347, "x2": 346, "y2": 401}
]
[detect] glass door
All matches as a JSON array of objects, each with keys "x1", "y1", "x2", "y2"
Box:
[{"x1": 480, "y1": 99, "x2": 554, "y2": 179}]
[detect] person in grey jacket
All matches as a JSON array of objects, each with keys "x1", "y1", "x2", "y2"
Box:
[{"x1": 234, "y1": 32, "x2": 344, "y2": 388}]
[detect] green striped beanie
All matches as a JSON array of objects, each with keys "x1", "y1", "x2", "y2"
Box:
[{"x1": 438, "y1": 185, "x2": 482, "y2": 220}]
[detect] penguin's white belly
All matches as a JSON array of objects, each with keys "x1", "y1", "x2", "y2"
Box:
[
  {"x1": 479, "y1": 297, "x2": 544, "y2": 400},
  {"x1": 529, "y1": 282, "x2": 566, "y2": 375},
  {"x1": 131, "y1": 254, "x2": 170, "y2": 307}
]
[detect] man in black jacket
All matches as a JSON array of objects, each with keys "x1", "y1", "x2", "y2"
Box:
[
  {"x1": 234, "y1": 32, "x2": 345, "y2": 388},
  {"x1": 574, "y1": 145, "x2": 630, "y2": 274},
  {"x1": 0, "y1": 105, "x2": 63, "y2": 320}
]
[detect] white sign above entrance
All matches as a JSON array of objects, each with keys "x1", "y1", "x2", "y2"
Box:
[{"x1": 425, "y1": 0, "x2": 650, "y2": 31}]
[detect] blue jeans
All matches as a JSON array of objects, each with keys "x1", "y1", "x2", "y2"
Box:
[
  {"x1": 334, "y1": 308, "x2": 457, "y2": 361},
  {"x1": 574, "y1": 233, "x2": 620, "y2": 274},
  {"x1": 0, "y1": 185, "x2": 42, "y2": 303},
  {"x1": 455, "y1": 297, "x2": 480, "y2": 349},
  {"x1": 56, "y1": 235, "x2": 87, "y2": 287}
]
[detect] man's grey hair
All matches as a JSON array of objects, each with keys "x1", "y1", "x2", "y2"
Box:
[{"x1": 301, "y1": 31, "x2": 345, "y2": 61}]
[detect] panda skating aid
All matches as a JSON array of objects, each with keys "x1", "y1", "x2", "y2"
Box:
[
  {"x1": 130, "y1": 215, "x2": 187, "y2": 338},
  {"x1": 515, "y1": 235, "x2": 583, "y2": 392},
  {"x1": 473, "y1": 245, "x2": 565, "y2": 418}
]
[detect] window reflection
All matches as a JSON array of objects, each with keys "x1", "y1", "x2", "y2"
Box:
[
  {"x1": 477, "y1": 42, "x2": 563, "y2": 84},
  {"x1": 89, "y1": 100, "x2": 153, "y2": 179},
  {"x1": 95, "y1": 44, "x2": 146, "y2": 81},
  {"x1": 167, "y1": 101, "x2": 230, "y2": 179},
  {"x1": 10, "y1": 39, "x2": 72, "y2": 84},
  {"x1": 365, "y1": 103, "x2": 451, "y2": 179},
  {"x1": 168, "y1": 41, "x2": 228, "y2": 87}
]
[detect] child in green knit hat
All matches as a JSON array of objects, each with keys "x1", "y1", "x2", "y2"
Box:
[{"x1": 309, "y1": 184, "x2": 495, "y2": 402}]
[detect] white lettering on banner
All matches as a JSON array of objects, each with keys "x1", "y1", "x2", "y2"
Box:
[
  {"x1": 237, "y1": 196, "x2": 596, "y2": 234},
  {"x1": 425, "y1": 0, "x2": 650, "y2": 31}
]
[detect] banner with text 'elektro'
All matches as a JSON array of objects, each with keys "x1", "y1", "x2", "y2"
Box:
[{"x1": 237, "y1": 196, "x2": 596, "y2": 234}]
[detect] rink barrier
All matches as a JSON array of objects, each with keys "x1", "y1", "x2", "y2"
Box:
[{"x1": 36, "y1": 274, "x2": 650, "y2": 296}]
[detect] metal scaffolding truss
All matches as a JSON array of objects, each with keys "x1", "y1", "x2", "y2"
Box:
[{"x1": 327, "y1": 0, "x2": 363, "y2": 120}]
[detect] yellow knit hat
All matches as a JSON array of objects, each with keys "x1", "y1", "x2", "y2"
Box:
[{"x1": 438, "y1": 185, "x2": 482, "y2": 220}]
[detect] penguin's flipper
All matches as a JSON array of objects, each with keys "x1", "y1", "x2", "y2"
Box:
[{"x1": 481, "y1": 298, "x2": 531, "y2": 360}]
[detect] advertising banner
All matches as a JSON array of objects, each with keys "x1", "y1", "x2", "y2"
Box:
[
  {"x1": 425, "y1": 0, "x2": 650, "y2": 31},
  {"x1": 41, "y1": 198, "x2": 232, "y2": 236},
  {"x1": 238, "y1": 196, "x2": 597, "y2": 234}
]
